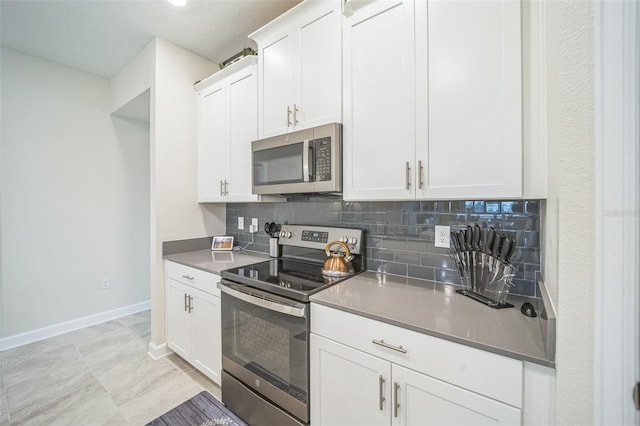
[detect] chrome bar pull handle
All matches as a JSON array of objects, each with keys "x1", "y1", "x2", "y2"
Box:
[
  {"x1": 188, "y1": 295, "x2": 194, "y2": 313},
  {"x1": 378, "y1": 375, "x2": 386, "y2": 411},
  {"x1": 220, "y1": 180, "x2": 224, "y2": 196},
  {"x1": 182, "y1": 274, "x2": 194, "y2": 280},
  {"x1": 184, "y1": 293, "x2": 188, "y2": 312},
  {"x1": 405, "y1": 162, "x2": 411, "y2": 190},
  {"x1": 225, "y1": 180, "x2": 229, "y2": 196},
  {"x1": 394, "y1": 382, "x2": 400, "y2": 418},
  {"x1": 302, "y1": 140, "x2": 310, "y2": 182},
  {"x1": 287, "y1": 106, "x2": 292, "y2": 127},
  {"x1": 372, "y1": 339, "x2": 407, "y2": 353},
  {"x1": 293, "y1": 104, "x2": 299, "y2": 124},
  {"x1": 418, "y1": 160, "x2": 424, "y2": 189}
]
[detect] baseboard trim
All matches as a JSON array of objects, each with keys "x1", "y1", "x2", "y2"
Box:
[
  {"x1": 148, "y1": 341, "x2": 171, "y2": 360},
  {"x1": 0, "y1": 300, "x2": 151, "y2": 351}
]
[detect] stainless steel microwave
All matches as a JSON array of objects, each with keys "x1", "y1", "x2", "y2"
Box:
[{"x1": 251, "y1": 123, "x2": 342, "y2": 195}]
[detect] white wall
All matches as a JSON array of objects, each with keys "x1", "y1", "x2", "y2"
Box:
[
  {"x1": 0, "y1": 47, "x2": 150, "y2": 337},
  {"x1": 111, "y1": 40, "x2": 155, "y2": 114},
  {"x1": 149, "y1": 38, "x2": 224, "y2": 346},
  {"x1": 544, "y1": 2, "x2": 596, "y2": 424}
]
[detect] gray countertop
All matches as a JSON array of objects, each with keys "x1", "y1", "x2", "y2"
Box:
[
  {"x1": 310, "y1": 271, "x2": 554, "y2": 368},
  {"x1": 163, "y1": 249, "x2": 270, "y2": 275}
]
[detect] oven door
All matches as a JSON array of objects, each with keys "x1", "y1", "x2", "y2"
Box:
[{"x1": 219, "y1": 279, "x2": 310, "y2": 423}]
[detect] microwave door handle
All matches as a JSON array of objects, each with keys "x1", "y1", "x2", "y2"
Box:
[{"x1": 302, "y1": 139, "x2": 311, "y2": 182}]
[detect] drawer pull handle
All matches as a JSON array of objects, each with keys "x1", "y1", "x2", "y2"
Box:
[
  {"x1": 372, "y1": 339, "x2": 407, "y2": 354},
  {"x1": 378, "y1": 375, "x2": 385, "y2": 411},
  {"x1": 182, "y1": 275, "x2": 195, "y2": 280}
]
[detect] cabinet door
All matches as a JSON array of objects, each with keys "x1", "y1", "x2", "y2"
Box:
[
  {"x1": 259, "y1": 28, "x2": 295, "y2": 137},
  {"x1": 197, "y1": 83, "x2": 228, "y2": 202},
  {"x1": 416, "y1": 0, "x2": 522, "y2": 199},
  {"x1": 343, "y1": 0, "x2": 416, "y2": 201},
  {"x1": 311, "y1": 334, "x2": 390, "y2": 426},
  {"x1": 191, "y1": 289, "x2": 222, "y2": 385},
  {"x1": 167, "y1": 280, "x2": 192, "y2": 360},
  {"x1": 226, "y1": 65, "x2": 260, "y2": 202},
  {"x1": 295, "y1": 2, "x2": 341, "y2": 130},
  {"x1": 391, "y1": 364, "x2": 521, "y2": 426}
]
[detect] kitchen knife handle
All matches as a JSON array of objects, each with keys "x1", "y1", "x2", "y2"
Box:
[
  {"x1": 472, "y1": 224, "x2": 481, "y2": 250},
  {"x1": 486, "y1": 228, "x2": 496, "y2": 254},
  {"x1": 450, "y1": 232, "x2": 460, "y2": 252},
  {"x1": 458, "y1": 230, "x2": 467, "y2": 251},
  {"x1": 505, "y1": 238, "x2": 517, "y2": 263},
  {"x1": 465, "y1": 225, "x2": 473, "y2": 250},
  {"x1": 499, "y1": 236, "x2": 511, "y2": 262},
  {"x1": 492, "y1": 234, "x2": 503, "y2": 257}
]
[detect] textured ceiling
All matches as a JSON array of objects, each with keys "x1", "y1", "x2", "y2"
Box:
[{"x1": 0, "y1": 0, "x2": 301, "y2": 78}]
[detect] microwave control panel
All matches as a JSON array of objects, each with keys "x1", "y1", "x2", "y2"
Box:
[{"x1": 314, "y1": 138, "x2": 331, "y2": 182}]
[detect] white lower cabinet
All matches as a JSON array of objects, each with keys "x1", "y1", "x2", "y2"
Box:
[
  {"x1": 311, "y1": 334, "x2": 390, "y2": 426},
  {"x1": 166, "y1": 261, "x2": 222, "y2": 384},
  {"x1": 310, "y1": 304, "x2": 523, "y2": 425},
  {"x1": 392, "y1": 364, "x2": 521, "y2": 425}
]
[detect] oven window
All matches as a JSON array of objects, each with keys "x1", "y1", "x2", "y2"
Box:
[
  {"x1": 253, "y1": 143, "x2": 304, "y2": 186},
  {"x1": 221, "y1": 292, "x2": 309, "y2": 403}
]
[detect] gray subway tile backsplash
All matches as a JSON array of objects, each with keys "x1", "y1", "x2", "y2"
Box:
[{"x1": 225, "y1": 198, "x2": 541, "y2": 297}]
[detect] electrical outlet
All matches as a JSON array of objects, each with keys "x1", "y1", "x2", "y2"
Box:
[
  {"x1": 238, "y1": 217, "x2": 244, "y2": 230},
  {"x1": 434, "y1": 225, "x2": 451, "y2": 248},
  {"x1": 249, "y1": 224, "x2": 258, "y2": 234},
  {"x1": 100, "y1": 276, "x2": 110, "y2": 290},
  {"x1": 251, "y1": 218, "x2": 258, "y2": 228}
]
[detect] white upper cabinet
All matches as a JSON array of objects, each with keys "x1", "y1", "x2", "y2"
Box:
[
  {"x1": 342, "y1": 0, "x2": 416, "y2": 200},
  {"x1": 415, "y1": 0, "x2": 522, "y2": 199},
  {"x1": 343, "y1": 0, "x2": 525, "y2": 201},
  {"x1": 198, "y1": 82, "x2": 227, "y2": 202},
  {"x1": 250, "y1": 0, "x2": 342, "y2": 138},
  {"x1": 195, "y1": 56, "x2": 262, "y2": 203}
]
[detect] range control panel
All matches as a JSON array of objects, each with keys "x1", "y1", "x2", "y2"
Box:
[
  {"x1": 301, "y1": 230, "x2": 329, "y2": 243},
  {"x1": 277, "y1": 225, "x2": 364, "y2": 255}
]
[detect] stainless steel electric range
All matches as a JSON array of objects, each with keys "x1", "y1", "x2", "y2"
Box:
[{"x1": 218, "y1": 224, "x2": 365, "y2": 426}]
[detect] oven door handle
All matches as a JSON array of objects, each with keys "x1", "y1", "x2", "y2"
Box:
[{"x1": 218, "y1": 282, "x2": 307, "y2": 318}]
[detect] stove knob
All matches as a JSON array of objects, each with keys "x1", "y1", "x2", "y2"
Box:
[
  {"x1": 285, "y1": 231, "x2": 292, "y2": 238},
  {"x1": 349, "y1": 237, "x2": 358, "y2": 245},
  {"x1": 340, "y1": 236, "x2": 348, "y2": 243}
]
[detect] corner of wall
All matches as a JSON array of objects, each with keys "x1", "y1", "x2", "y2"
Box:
[{"x1": 110, "y1": 38, "x2": 156, "y2": 114}]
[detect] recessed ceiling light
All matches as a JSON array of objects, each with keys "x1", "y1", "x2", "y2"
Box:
[{"x1": 167, "y1": 0, "x2": 187, "y2": 6}]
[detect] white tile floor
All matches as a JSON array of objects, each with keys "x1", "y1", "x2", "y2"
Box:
[{"x1": 0, "y1": 310, "x2": 221, "y2": 426}]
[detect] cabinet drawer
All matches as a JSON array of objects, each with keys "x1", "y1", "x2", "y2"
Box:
[
  {"x1": 311, "y1": 304, "x2": 522, "y2": 408},
  {"x1": 166, "y1": 261, "x2": 221, "y2": 297}
]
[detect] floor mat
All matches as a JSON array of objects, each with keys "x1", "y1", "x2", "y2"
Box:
[{"x1": 146, "y1": 391, "x2": 248, "y2": 426}]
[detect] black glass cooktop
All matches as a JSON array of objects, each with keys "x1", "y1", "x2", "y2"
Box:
[{"x1": 221, "y1": 258, "x2": 350, "y2": 302}]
